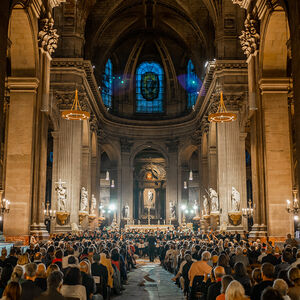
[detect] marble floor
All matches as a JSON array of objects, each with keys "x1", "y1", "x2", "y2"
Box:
[{"x1": 114, "y1": 260, "x2": 185, "y2": 300}]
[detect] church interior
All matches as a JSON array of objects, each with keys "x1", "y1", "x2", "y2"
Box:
[{"x1": 0, "y1": 0, "x2": 299, "y2": 244}]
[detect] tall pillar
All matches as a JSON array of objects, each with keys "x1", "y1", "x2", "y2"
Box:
[
  {"x1": 54, "y1": 119, "x2": 82, "y2": 231},
  {"x1": 166, "y1": 150, "x2": 178, "y2": 221},
  {"x1": 4, "y1": 77, "x2": 39, "y2": 243},
  {"x1": 30, "y1": 49, "x2": 53, "y2": 239},
  {"x1": 200, "y1": 132, "x2": 209, "y2": 212},
  {"x1": 259, "y1": 78, "x2": 294, "y2": 237},
  {"x1": 121, "y1": 152, "x2": 133, "y2": 221},
  {"x1": 208, "y1": 123, "x2": 217, "y2": 190},
  {"x1": 217, "y1": 119, "x2": 247, "y2": 230}
]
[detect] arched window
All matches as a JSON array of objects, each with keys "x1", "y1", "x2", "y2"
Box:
[
  {"x1": 102, "y1": 59, "x2": 113, "y2": 108},
  {"x1": 186, "y1": 59, "x2": 199, "y2": 108},
  {"x1": 136, "y1": 61, "x2": 164, "y2": 113}
]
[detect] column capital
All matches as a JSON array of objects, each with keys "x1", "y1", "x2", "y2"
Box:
[
  {"x1": 259, "y1": 78, "x2": 291, "y2": 94},
  {"x1": 7, "y1": 77, "x2": 39, "y2": 92}
]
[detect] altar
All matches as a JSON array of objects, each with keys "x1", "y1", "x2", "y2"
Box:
[{"x1": 124, "y1": 224, "x2": 174, "y2": 232}]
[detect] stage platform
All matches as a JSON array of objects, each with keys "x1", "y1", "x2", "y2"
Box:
[{"x1": 124, "y1": 224, "x2": 174, "y2": 232}]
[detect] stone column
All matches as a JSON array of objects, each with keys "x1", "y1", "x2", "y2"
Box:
[
  {"x1": 30, "y1": 49, "x2": 52, "y2": 239},
  {"x1": 54, "y1": 119, "x2": 82, "y2": 231},
  {"x1": 217, "y1": 118, "x2": 247, "y2": 230},
  {"x1": 208, "y1": 123, "x2": 217, "y2": 190},
  {"x1": 166, "y1": 151, "x2": 178, "y2": 222},
  {"x1": 121, "y1": 152, "x2": 133, "y2": 222},
  {"x1": 259, "y1": 78, "x2": 294, "y2": 237},
  {"x1": 4, "y1": 77, "x2": 39, "y2": 243},
  {"x1": 200, "y1": 132, "x2": 209, "y2": 205}
]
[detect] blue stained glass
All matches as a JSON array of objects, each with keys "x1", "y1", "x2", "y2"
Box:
[
  {"x1": 136, "y1": 61, "x2": 164, "y2": 113},
  {"x1": 102, "y1": 59, "x2": 113, "y2": 108},
  {"x1": 186, "y1": 59, "x2": 199, "y2": 108}
]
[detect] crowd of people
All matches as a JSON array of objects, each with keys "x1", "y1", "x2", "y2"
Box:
[{"x1": 0, "y1": 228, "x2": 298, "y2": 300}]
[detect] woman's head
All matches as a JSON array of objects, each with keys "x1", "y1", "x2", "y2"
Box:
[
  {"x1": 221, "y1": 275, "x2": 234, "y2": 294},
  {"x1": 225, "y1": 280, "x2": 245, "y2": 300},
  {"x1": 3, "y1": 281, "x2": 21, "y2": 300},
  {"x1": 46, "y1": 264, "x2": 59, "y2": 278},
  {"x1": 218, "y1": 253, "x2": 229, "y2": 268},
  {"x1": 252, "y1": 268, "x2": 262, "y2": 284},
  {"x1": 10, "y1": 266, "x2": 23, "y2": 283}
]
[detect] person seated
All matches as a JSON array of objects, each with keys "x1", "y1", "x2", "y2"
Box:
[
  {"x1": 225, "y1": 280, "x2": 248, "y2": 300},
  {"x1": 287, "y1": 267, "x2": 300, "y2": 300},
  {"x1": 34, "y1": 264, "x2": 47, "y2": 292},
  {"x1": 52, "y1": 250, "x2": 63, "y2": 270},
  {"x1": 61, "y1": 267, "x2": 86, "y2": 300},
  {"x1": 1, "y1": 281, "x2": 21, "y2": 300},
  {"x1": 216, "y1": 275, "x2": 234, "y2": 300},
  {"x1": 91, "y1": 254, "x2": 108, "y2": 299},
  {"x1": 275, "y1": 251, "x2": 291, "y2": 278},
  {"x1": 251, "y1": 262, "x2": 275, "y2": 300},
  {"x1": 273, "y1": 279, "x2": 291, "y2": 300},
  {"x1": 80, "y1": 261, "x2": 99, "y2": 300},
  {"x1": 261, "y1": 287, "x2": 284, "y2": 300},
  {"x1": 20, "y1": 263, "x2": 43, "y2": 300},
  {"x1": 188, "y1": 251, "x2": 212, "y2": 288},
  {"x1": 34, "y1": 270, "x2": 66, "y2": 300},
  {"x1": 207, "y1": 266, "x2": 225, "y2": 300},
  {"x1": 233, "y1": 262, "x2": 251, "y2": 296}
]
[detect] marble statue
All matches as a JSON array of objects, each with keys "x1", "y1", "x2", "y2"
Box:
[
  {"x1": 56, "y1": 180, "x2": 67, "y2": 212},
  {"x1": 231, "y1": 187, "x2": 241, "y2": 212},
  {"x1": 90, "y1": 194, "x2": 97, "y2": 215},
  {"x1": 170, "y1": 201, "x2": 176, "y2": 219},
  {"x1": 148, "y1": 190, "x2": 153, "y2": 205},
  {"x1": 80, "y1": 187, "x2": 88, "y2": 212},
  {"x1": 220, "y1": 221, "x2": 228, "y2": 232},
  {"x1": 203, "y1": 195, "x2": 209, "y2": 216},
  {"x1": 123, "y1": 203, "x2": 129, "y2": 219},
  {"x1": 209, "y1": 188, "x2": 219, "y2": 212}
]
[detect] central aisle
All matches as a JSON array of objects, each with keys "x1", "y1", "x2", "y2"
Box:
[{"x1": 114, "y1": 261, "x2": 185, "y2": 300}]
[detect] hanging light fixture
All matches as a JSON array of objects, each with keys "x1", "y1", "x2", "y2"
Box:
[
  {"x1": 189, "y1": 170, "x2": 193, "y2": 181},
  {"x1": 208, "y1": 92, "x2": 237, "y2": 123},
  {"x1": 61, "y1": 89, "x2": 90, "y2": 121}
]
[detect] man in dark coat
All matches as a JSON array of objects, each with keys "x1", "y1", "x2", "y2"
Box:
[
  {"x1": 207, "y1": 266, "x2": 225, "y2": 300},
  {"x1": 21, "y1": 263, "x2": 42, "y2": 300},
  {"x1": 34, "y1": 271, "x2": 65, "y2": 300},
  {"x1": 147, "y1": 232, "x2": 157, "y2": 262}
]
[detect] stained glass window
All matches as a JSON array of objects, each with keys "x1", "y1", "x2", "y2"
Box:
[
  {"x1": 136, "y1": 61, "x2": 164, "y2": 113},
  {"x1": 102, "y1": 59, "x2": 113, "y2": 108},
  {"x1": 186, "y1": 59, "x2": 199, "y2": 108}
]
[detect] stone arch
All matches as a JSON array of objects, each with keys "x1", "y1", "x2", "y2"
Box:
[
  {"x1": 101, "y1": 143, "x2": 120, "y2": 164},
  {"x1": 260, "y1": 7, "x2": 290, "y2": 77},
  {"x1": 9, "y1": 4, "x2": 37, "y2": 77},
  {"x1": 179, "y1": 144, "x2": 198, "y2": 166},
  {"x1": 130, "y1": 143, "x2": 169, "y2": 167}
]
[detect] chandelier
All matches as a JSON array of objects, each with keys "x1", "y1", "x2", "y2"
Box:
[
  {"x1": 208, "y1": 92, "x2": 237, "y2": 123},
  {"x1": 61, "y1": 89, "x2": 90, "y2": 121},
  {"x1": 286, "y1": 189, "x2": 300, "y2": 215}
]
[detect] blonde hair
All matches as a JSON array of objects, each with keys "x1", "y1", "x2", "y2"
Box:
[{"x1": 225, "y1": 280, "x2": 246, "y2": 300}]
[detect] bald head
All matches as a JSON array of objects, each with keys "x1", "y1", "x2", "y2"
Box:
[
  {"x1": 214, "y1": 266, "x2": 225, "y2": 279},
  {"x1": 79, "y1": 261, "x2": 89, "y2": 273}
]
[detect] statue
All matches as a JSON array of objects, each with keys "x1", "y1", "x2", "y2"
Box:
[
  {"x1": 90, "y1": 194, "x2": 97, "y2": 215},
  {"x1": 55, "y1": 179, "x2": 67, "y2": 212},
  {"x1": 220, "y1": 221, "x2": 228, "y2": 232},
  {"x1": 231, "y1": 187, "x2": 241, "y2": 212},
  {"x1": 170, "y1": 202, "x2": 176, "y2": 219},
  {"x1": 209, "y1": 188, "x2": 219, "y2": 212},
  {"x1": 203, "y1": 195, "x2": 209, "y2": 216},
  {"x1": 148, "y1": 190, "x2": 153, "y2": 205},
  {"x1": 80, "y1": 187, "x2": 88, "y2": 212},
  {"x1": 123, "y1": 203, "x2": 129, "y2": 219}
]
